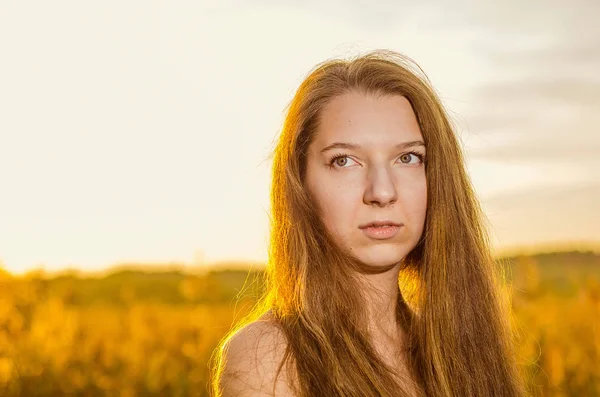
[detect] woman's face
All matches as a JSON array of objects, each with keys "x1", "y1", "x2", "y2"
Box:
[{"x1": 305, "y1": 91, "x2": 427, "y2": 268}]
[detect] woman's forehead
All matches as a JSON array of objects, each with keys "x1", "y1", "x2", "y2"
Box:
[{"x1": 312, "y1": 94, "x2": 424, "y2": 152}]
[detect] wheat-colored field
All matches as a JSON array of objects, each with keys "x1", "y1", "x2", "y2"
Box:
[{"x1": 0, "y1": 251, "x2": 598, "y2": 396}]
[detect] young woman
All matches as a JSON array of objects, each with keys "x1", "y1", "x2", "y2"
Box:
[{"x1": 210, "y1": 50, "x2": 528, "y2": 397}]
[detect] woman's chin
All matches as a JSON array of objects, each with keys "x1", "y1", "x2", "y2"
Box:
[{"x1": 352, "y1": 245, "x2": 406, "y2": 268}]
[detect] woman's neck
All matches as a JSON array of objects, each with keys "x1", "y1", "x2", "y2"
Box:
[{"x1": 355, "y1": 263, "x2": 403, "y2": 339}]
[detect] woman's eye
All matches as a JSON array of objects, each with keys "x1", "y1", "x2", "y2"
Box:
[
  {"x1": 331, "y1": 155, "x2": 356, "y2": 168},
  {"x1": 399, "y1": 152, "x2": 424, "y2": 164}
]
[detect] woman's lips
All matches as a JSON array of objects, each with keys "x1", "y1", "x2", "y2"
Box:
[{"x1": 361, "y1": 224, "x2": 401, "y2": 240}]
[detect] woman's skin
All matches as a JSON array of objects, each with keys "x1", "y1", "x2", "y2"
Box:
[{"x1": 304, "y1": 91, "x2": 428, "y2": 365}]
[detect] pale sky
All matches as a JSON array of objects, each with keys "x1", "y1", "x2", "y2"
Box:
[{"x1": 0, "y1": 0, "x2": 598, "y2": 275}]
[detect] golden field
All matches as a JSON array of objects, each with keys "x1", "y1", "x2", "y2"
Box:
[{"x1": 0, "y1": 251, "x2": 598, "y2": 396}]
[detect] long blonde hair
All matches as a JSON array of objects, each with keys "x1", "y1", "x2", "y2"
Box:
[{"x1": 211, "y1": 49, "x2": 528, "y2": 397}]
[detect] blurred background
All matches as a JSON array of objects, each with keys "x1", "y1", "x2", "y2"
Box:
[{"x1": 0, "y1": 0, "x2": 598, "y2": 396}]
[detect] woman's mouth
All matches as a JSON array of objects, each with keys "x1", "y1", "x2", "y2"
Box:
[{"x1": 360, "y1": 223, "x2": 402, "y2": 240}]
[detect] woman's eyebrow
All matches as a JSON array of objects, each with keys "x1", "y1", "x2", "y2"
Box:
[{"x1": 320, "y1": 140, "x2": 426, "y2": 153}]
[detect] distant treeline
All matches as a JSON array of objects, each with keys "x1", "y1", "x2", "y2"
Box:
[{"x1": 5, "y1": 250, "x2": 599, "y2": 307}]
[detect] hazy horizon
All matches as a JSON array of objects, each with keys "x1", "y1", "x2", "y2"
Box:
[{"x1": 4, "y1": 241, "x2": 599, "y2": 279}]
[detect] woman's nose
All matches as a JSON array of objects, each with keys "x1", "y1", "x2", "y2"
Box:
[{"x1": 363, "y1": 165, "x2": 398, "y2": 207}]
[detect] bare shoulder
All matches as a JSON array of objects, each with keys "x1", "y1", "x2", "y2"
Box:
[{"x1": 216, "y1": 314, "x2": 298, "y2": 396}]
